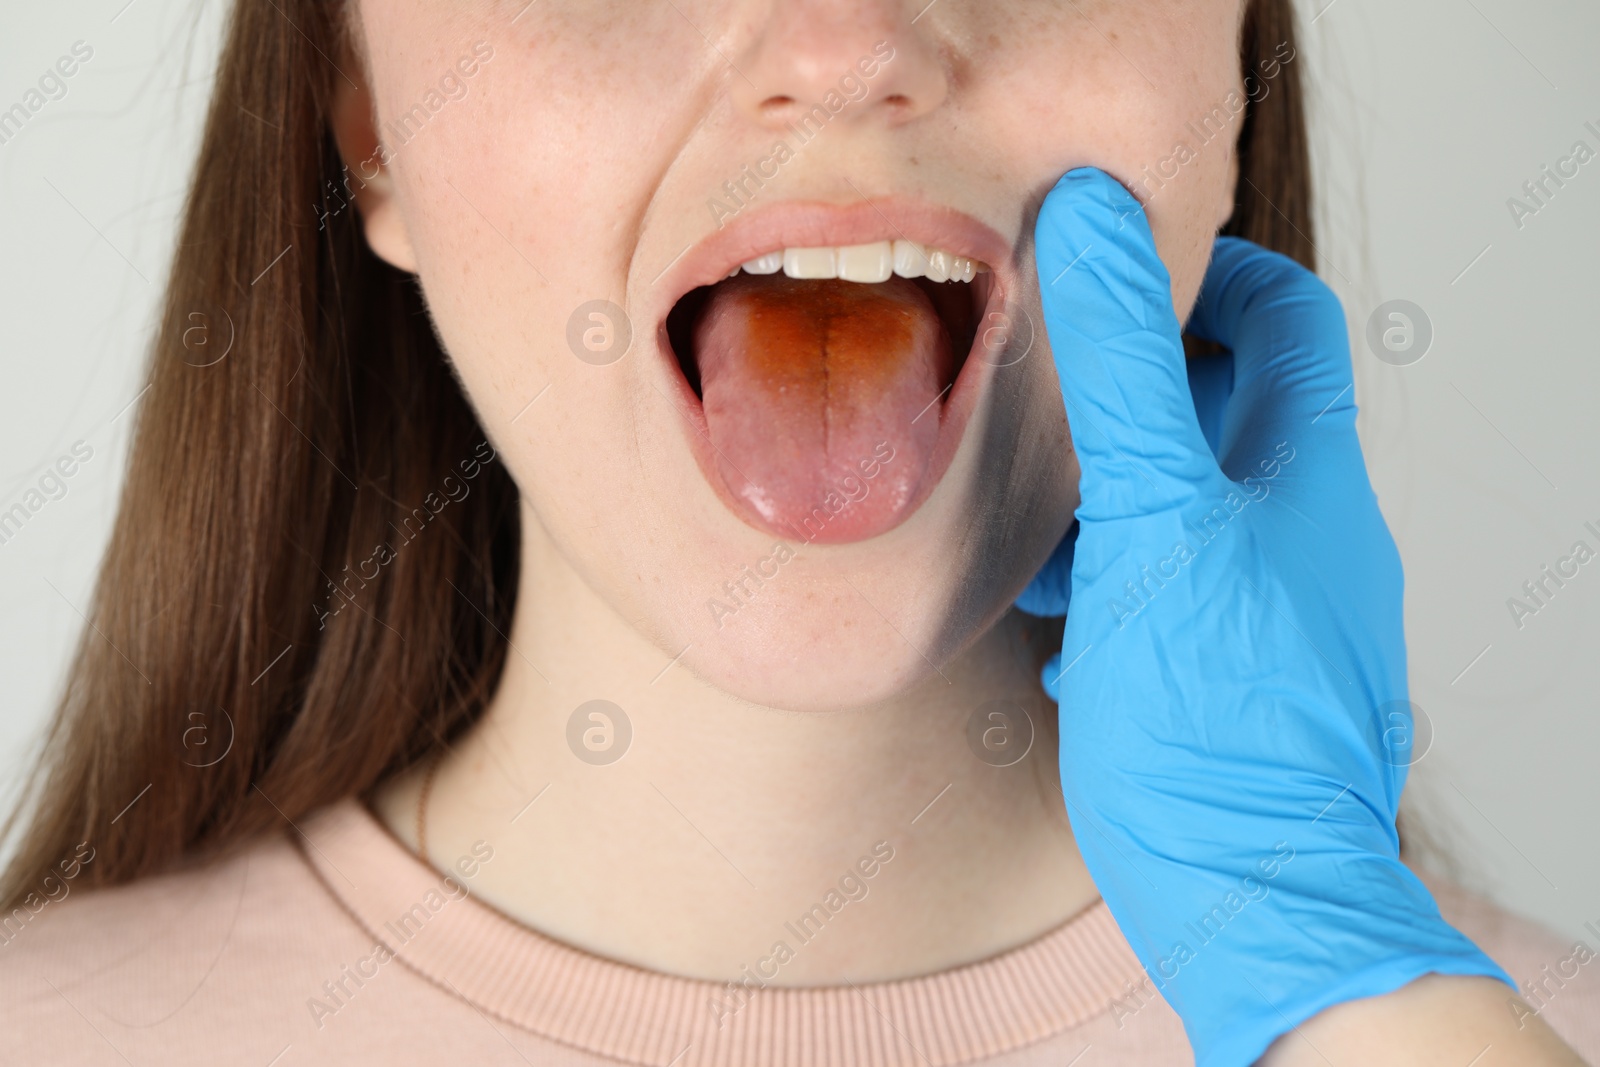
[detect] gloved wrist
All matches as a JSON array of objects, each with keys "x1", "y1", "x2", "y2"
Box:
[{"x1": 1114, "y1": 846, "x2": 1514, "y2": 1065}]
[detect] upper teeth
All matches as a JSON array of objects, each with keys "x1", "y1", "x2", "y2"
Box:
[{"x1": 730, "y1": 241, "x2": 990, "y2": 284}]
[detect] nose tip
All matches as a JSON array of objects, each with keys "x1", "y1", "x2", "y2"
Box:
[{"x1": 729, "y1": 8, "x2": 948, "y2": 131}]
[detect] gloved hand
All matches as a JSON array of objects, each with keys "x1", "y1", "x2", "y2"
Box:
[
  {"x1": 1012, "y1": 319, "x2": 1234, "y2": 617},
  {"x1": 1022, "y1": 167, "x2": 1513, "y2": 1067}
]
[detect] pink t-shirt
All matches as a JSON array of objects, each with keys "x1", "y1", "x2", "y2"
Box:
[{"x1": 3, "y1": 798, "x2": 1597, "y2": 1065}]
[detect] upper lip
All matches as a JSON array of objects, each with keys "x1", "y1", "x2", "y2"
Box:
[{"x1": 643, "y1": 197, "x2": 1017, "y2": 325}]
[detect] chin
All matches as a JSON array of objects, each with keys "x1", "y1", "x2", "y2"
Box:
[
  {"x1": 676, "y1": 590, "x2": 948, "y2": 712},
  {"x1": 565, "y1": 195, "x2": 1070, "y2": 711},
  {"x1": 642, "y1": 391, "x2": 1044, "y2": 712}
]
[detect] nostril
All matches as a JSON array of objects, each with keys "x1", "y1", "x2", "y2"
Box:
[
  {"x1": 882, "y1": 94, "x2": 911, "y2": 108},
  {"x1": 759, "y1": 95, "x2": 796, "y2": 114}
]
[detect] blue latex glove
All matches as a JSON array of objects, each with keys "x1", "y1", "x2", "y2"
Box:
[
  {"x1": 1013, "y1": 335, "x2": 1233, "y2": 617},
  {"x1": 1023, "y1": 168, "x2": 1513, "y2": 1066}
]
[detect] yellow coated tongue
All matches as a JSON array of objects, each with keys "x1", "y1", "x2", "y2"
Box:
[{"x1": 692, "y1": 274, "x2": 953, "y2": 542}]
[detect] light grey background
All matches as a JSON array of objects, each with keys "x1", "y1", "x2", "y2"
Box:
[{"x1": 2, "y1": 1, "x2": 1596, "y2": 946}]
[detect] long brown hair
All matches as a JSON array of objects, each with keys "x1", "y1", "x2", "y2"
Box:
[{"x1": 1, "y1": 0, "x2": 1313, "y2": 908}]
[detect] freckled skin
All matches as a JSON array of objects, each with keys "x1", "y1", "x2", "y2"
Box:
[{"x1": 344, "y1": 0, "x2": 1245, "y2": 708}]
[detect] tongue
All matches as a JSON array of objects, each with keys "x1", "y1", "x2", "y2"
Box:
[{"x1": 693, "y1": 274, "x2": 953, "y2": 543}]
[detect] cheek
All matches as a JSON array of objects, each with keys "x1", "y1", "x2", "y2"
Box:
[
  {"x1": 932, "y1": 284, "x2": 1079, "y2": 651},
  {"x1": 362, "y1": 1, "x2": 706, "y2": 336},
  {"x1": 969, "y1": 2, "x2": 1244, "y2": 316},
  {"x1": 361, "y1": 12, "x2": 679, "y2": 490}
]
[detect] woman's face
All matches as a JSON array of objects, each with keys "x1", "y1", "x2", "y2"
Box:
[{"x1": 341, "y1": 0, "x2": 1244, "y2": 710}]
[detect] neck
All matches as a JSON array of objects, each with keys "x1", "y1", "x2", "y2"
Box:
[{"x1": 372, "y1": 517, "x2": 1096, "y2": 984}]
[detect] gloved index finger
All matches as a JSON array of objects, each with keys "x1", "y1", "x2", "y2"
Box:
[{"x1": 1034, "y1": 168, "x2": 1225, "y2": 524}]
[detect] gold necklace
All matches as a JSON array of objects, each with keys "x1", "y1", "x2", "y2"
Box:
[{"x1": 415, "y1": 748, "x2": 444, "y2": 863}]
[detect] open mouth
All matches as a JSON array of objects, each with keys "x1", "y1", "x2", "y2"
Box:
[{"x1": 662, "y1": 234, "x2": 1002, "y2": 544}]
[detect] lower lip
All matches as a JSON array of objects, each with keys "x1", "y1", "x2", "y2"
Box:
[{"x1": 655, "y1": 273, "x2": 1006, "y2": 544}]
